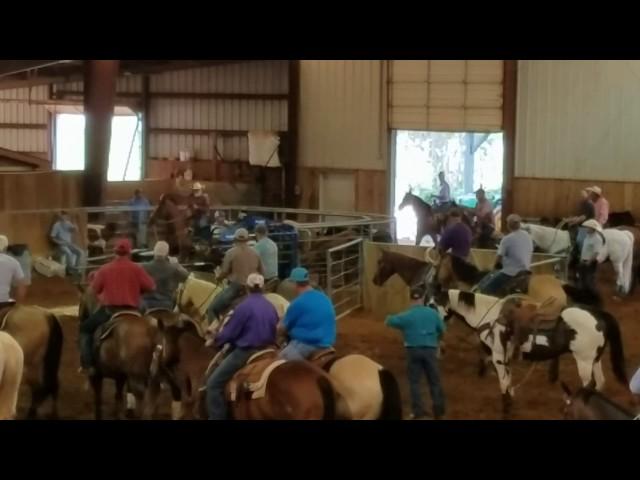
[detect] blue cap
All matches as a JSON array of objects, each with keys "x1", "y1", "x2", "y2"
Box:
[{"x1": 289, "y1": 267, "x2": 310, "y2": 283}]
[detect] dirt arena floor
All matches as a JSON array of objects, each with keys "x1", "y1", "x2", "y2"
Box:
[{"x1": 17, "y1": 264, "x2": 640, "y2": 420}]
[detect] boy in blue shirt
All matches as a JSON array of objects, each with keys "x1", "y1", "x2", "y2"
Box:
[{"x1": 386, "y1": 286, "x2": 446, "y2": 420}]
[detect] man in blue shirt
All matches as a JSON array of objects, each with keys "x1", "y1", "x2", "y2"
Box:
[
  {"x1": 206, "y1": 273, "x2": 279, "y2": 420},
  {"x1": 386, "y1": 286, "x2": 446, "y2": 420},
  {"x1": 278, "y1": 267, "x2": 336, "y2": 361},
  {"x1": 128, "y1": 189, "x2": 151, "y2": 248},
  {"x1": 50, "y1": 211, "x2": 84, "y2": 277}
]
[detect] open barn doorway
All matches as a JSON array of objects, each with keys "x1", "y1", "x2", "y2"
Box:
[{"x1": 392, "y1": 130, "x2": 504, "y2": 245}]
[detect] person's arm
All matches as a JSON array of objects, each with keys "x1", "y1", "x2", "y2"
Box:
[
  {"x1": 138, "y1": 265, "x2": 156, "y2": 293},
  {"x1": 50, "y1": 223, "x2": 64, "y2": 245},
  {"x1": 65, "y1": 219, "x2": 78, "y2": 233},
  {"x1": 217, "y1": 250, "x2": 232, "y2": 281},
  {"x1": 385, "y1": 312, "x2": 406, "y2": 330},
  {"x1": 91, "y1": 268, "x2": 105, "y2": 295},
  {"x1": 214, "y1": 305, "x2": 248, "y2": 347},
  {"x1": 257, "y1": 257, "x2": 265, "y2": 275},
  {"x1": 438, "y1": 228, "x2": 453, "y2": 254},
  {"x1": 282, "y1": 299, "x2": 301, "y2": 332},
  {"x1": 174, "y1": 263, "x2": 190, "y2": 282},
  {"x1": 435, "y1": 311, "x2": 446, "y2": 337},
  {"x1": 11, "y1": 260, "x2": 26, "y2": 302}
]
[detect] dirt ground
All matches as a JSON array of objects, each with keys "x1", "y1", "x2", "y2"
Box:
[{"x1": 17, "y1": 264, "x2": 640, "y2": 420}]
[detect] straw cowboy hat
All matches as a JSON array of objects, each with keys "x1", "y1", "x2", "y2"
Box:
[
  {"x1": 192, "y1": 182, "x2": 204, "y2": 190},
  {"x1": 585, "y1": 186, "x2": 602, "y2": 196},
  {"x1": 581, "y1": 219, "x2": 603, "y2": 233}
]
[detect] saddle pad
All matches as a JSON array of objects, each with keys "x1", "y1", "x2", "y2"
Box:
[
  {"x1": 228, "y1": 358, "x2": 286, "y2": 402},
  {"x1": 97, "y1": 311, "x2": 143, "y2": 341},
  {"x1": 246, "y1": 348, "x2": 278, "y2": 365}
]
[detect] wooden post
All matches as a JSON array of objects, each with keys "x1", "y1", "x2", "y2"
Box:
[
  {"x1": 83, "y1": 60, "x2": 119, "y2": 206},
  {"x1": 502, "y1": 60, "x2": 518, "y2": 231}
]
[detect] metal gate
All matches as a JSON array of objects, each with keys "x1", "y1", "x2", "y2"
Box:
[{"x1": 326, "y1": 238, "x2": 363, "y2": 320}]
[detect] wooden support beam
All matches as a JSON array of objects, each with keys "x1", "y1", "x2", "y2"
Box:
[
  {"x1": 502, "y1": 60, "x2": 518, "y2": 230},
  {"x1": 0, "y1": 147, "x2": 49, "y2": 170},
  {"x1": 83, "y1": 60, "x2": 119, "y2": 207}
]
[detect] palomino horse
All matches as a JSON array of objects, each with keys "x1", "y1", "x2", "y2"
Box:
[
  {"x1": 432, "y1": 289, "x2": 628, "y2": 418},
  {"x1": 79, "y1": 289, "x2": 163, "y2": 420},
  {"x1": 154, "y1": 322, "x2": 343, "y2": 420},
  {"x1": 148, "y1": 193, "x2": 192, "y2": 261},
  {"x1": 0, "y1": 331, "x2": 24, "y2": 420},
  {"x1": 1, "y1": 305, "x2": 63, "y2": 418},
  {"x1": 561, "y1": 383, "x2": 636, "y2": 420}
]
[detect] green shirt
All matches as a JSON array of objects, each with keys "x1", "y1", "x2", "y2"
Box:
[
  {"x1": 253, "y1": 237, "x2": 278, "y2": 279},
  {"x1": 385, "y1": 305, "x2": 446, "y2": 348}
]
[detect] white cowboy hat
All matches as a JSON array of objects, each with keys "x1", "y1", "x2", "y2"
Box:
[
  {"x1": 581, "y1": 219, "x2": 603, "y2": 232},
  {"x1": 192, "y1": 182, "x2": 203, "y2": 190},
  {"x1": 585, "y1": 186, "x2": 602, "y2": 196}
]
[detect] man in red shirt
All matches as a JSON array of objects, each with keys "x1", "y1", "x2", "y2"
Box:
[{"x1": 79, "y1": 238, "x2": 156, "y2": 375}]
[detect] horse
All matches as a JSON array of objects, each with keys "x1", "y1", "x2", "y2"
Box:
[
  {"x1": 78, "y1": 289, "x2": 163, "y2": 420},
  {"x1": 148, "y1": 192, "x2": 192, "y2": 261},
  {"x1": 522, "y1": 223, "x2": 572, "y2": 255},
  {"x1": 1, "y1": 305, "x2": 63, "y2": 419},
  {"x1": 153, "y1": 322, "x2": 343, "y2": 420},
  {"x1": 398, "y1": 190, "x2": 441, "y2": 246},
  {"x1": 372, "y1": 249, "x2": 433, "y2": 290},
  {"x1": 432, "y1": 289, "x2": 628, "y2": 418},
  {"x1": 0, "y1": 331, "x2": 24, "y2": 420},
  {"x1": 561, "y1": 382, "x2": 636, "y2": 420}
]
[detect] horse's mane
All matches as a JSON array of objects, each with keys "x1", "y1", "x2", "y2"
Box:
[
  {"x1": 576, "y1": 388, "x2": 635, "y2": 417},
  {"x1": 406, "y1": 192, "x2": 432, "y2": 212},
  {"x1": 448, "y1": 254, "x2": 484, "y2": 284}
]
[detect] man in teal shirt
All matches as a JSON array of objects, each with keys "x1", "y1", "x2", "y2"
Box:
[{"x1": 386, "y1": 286, "x2": 446, "y2": 420}]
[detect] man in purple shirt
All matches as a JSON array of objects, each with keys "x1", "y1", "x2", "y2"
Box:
[
  {"x1": 438, "y1": 209, "x2": 472, "y2": 260},
  {"x1": 206, "y1": 273, "x2": 279, "y2": 420}
]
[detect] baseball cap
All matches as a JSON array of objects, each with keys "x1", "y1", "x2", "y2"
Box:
[
  {"x1": 234, "y1": 228, "x2": 250, "y2": 242},
  {"x1": 247, "y1": 273, "x2": 265, "y2": 288},
  {"x1": 153, "y1": 240, "x2": 170, "y2": 257},
  {"x1": 289, "y1": 267, "x2": 310, "y2": 283},
  {"x1": 507, "y1": 213, "x2": 522, "y2": 223},
  {"x1": 114, "y1": 238, "x2": 132, "y2": 255}
]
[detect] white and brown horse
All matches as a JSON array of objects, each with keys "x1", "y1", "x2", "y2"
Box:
[{"x1": 0, "y1": 331, "x2": 24, "y2": 420}]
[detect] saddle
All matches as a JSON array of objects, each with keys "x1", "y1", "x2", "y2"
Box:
[
  {"x1": 498, "y1": 299, "x2": 560, "y2": 358},
  {"x1": 308, "y1": 347, "x2": 340, "y2": 371},
  {"x1": 500, "y1": 270, "x2": 532, "y2": 296},
  {"x1": 0, "y1": 302, "x2": 16, "y2": 331},
  {"x1": 226, "y1": 348, "x2": 285, "y2": 402},
  {"x1": 96, "y1": 310, "x2": 143, "y2": 342}
]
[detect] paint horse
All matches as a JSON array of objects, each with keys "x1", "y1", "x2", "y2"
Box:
[
  {"x1": 432, "y1": 289, "x2": 628, "y2": 418},
  {"x1": 561, "y1": 383, "x2": 636, "y2": 420}
]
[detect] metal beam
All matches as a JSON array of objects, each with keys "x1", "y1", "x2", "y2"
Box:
[
  {"x1": 285, "y1": 60, "x2": 300, "y2": 207},
  {"x1": 502, "y1": 60, "x2": 518, "y2": 231},
  {"x1": 0, "y1": 60, "x2": 69, "y2": 77},
  {"x1": 55, "y1": 89, "x2": 287, "y2": 101},
  {"x1": 83, "y1": 60, "x2": 119, "y2": 207}
]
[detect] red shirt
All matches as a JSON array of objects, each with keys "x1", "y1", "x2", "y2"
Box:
[{"x1": 91, "y1": 257, "x2": 155, "y2": 307}]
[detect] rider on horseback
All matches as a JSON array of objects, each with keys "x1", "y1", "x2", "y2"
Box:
[
  {"x1": 0, "y1": 235, "x2": 26, "y2": 308},
  {"x1": 476, "y1": 214, "x2": 533, "y2": 296},
  {"x1": 79, "y1": 239, "x2": 156, "y2": 376},
  {"x1": 438, "y1": 209, "x2": 472, "y2": 260},
  {"x1": 208, "y1": 228, "x2": 264, "y2": 322},
  {"x1": 253, "y1": 224, "x2": 279, "y2": 287},
  {"x1": 206, "y1": 273, "x2": 279, "y2": 420},
  {"x1": 431, "y1": 171, "x2": 451, "y2": 208},
  {"x1": 278, "y1": 267, "x2": 336, "y2": 361},
  {"x1": 188, "y1": 182, "x2": 211, "y2": 239},
  {"x1": 141, "y1": 241, "x2": 189, "y2": 311}
]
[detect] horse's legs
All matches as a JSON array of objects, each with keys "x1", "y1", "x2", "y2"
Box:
[
  {"x1": 491, "y1": 346, "x2": 514, "y2": 419},
  {"x1": 113, "y1": 376, "x2": 126, "y2": 420},
  {"x1": 90, "y1": 375, "x2": 104, "y2": 421},
  {"x1": 593, "y1": 360, "x2": 605, "y2": 390},
  {"x1": 143, "y1": 378, "x2": 162, "y2": 420},
  {"x1": 574, "y1": 356, "x2": 596, "y2": 388}
]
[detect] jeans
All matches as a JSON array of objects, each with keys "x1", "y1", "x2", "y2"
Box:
[
  {"x1": 208, "y1": 282, "x2": 243, "y2": 321},
  {"x1": 576, "y1": 227, "x2": 588, "y2": 253},
  {"x1": 578, "y1": 262, "x2": 598, "y2": 293},
  {"x1": 58, "y1": 243, "x2": 84, "y2": 272},
  {"x1": 407, "y1": 347, "x2": 445, "y2": 418},
  {"x1": 278, "y1": 339, "x2": 323, "y2": 361},
  {"x1": 206, "y1": 347, "x2": 256, "y2": 420},
  {"x1": 78, "y1": 306, "x2": 111, "y2": 369},
  {"x1": 134, "y1": 223, "x2": 147, "y2": 248},
  {"x1": 476, "y1": 271, "x2": 513, "y2": 296}
]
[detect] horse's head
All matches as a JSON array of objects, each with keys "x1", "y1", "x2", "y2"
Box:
[
  {"x1": 398, "y1": 189, "x2": 414, "y2": 211},
  {"x1": 372, "y1": 250, "x2": 396, "y2": 286}
]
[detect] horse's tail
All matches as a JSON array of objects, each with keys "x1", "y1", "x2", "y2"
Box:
[
  {"x1": 378, "y1": 369, "x2": 403, "y2": 420},
  {"x1": 562, "y1": 284, "x2": 602, "y2": 308},
  {"x1": 598, "y1": 310, "x2": 628, "y2": 386},
  {"x1": 317, "y1": 376, "x2": 336, "y2": 420},
  {"x1": 43, "y1": 314, "x2": 64, "y2": 401}
]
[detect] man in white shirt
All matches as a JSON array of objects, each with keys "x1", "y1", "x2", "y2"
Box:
[{"x1": 0, "y1": 235, "x2": 26, "y2": 306}]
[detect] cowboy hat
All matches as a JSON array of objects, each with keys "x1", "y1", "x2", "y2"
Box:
[
  {"x1": 585, "y1": 186, "x2": 602, "y2": 196},
  {"x1": 192, "y1": 182, "x2": 203, "y2": 190},
  {"x1": 581, "y1": 219, "x2": 603, "y2": 232},
  {"x1": 233, "y1": 228, "x2": 250, "y2": 242}
]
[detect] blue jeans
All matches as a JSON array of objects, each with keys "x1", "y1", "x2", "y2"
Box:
[
  {"x1": 208, "y1": 282, "x2": 243, "y2": 321},
  {"x1": 476, "y1": 271, "x2": 513, "y2": 296},
  {"x1": 576, "y1": 227, "x2": 588, "y2": 253},
  {"x1": 407, "y1": 347, "x2": 445, "y2": 418},
  {"x1": 58, "y1": 243, "x2": 84, "y2": 272},
  {"x1": 206, "y1": 347, "x2": 256, "y2": 420},
  {"x1": 279, "y1": 339, "x2": 323, "y2": 361},
  {"x1": 79, "y1": 306, "x2": 111, "y2": 369}
]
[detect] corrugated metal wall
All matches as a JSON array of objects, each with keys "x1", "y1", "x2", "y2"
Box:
[
  {"x1": 516, "y1": 60, "x2": 640, "y2": 181},
  {"x1": 299, "y1": 60, "x2": 387, "y2": 170},
  {"x1": 0, "y1": 86, "x2": 49, "y2": 153},
  {"x1": 389, "y1": 60, "x2": 503, "y2": 132}
]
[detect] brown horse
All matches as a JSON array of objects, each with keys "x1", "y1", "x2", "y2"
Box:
[
  {"x1": 79, "y1": 290, "x2": 163, "y2": 420},
  {"x1": 148, "y1": 193, "x2": 192, "y2": 260},
  {"x1": 1, "y1": 305, "x2": 63, "y2": 419},
  {"x1": 398, "y1": 190, "x2": 440, "y2": 246},
  {"x1": 153, "y1": 322, "x2": 343, "y2": 420},
  {"x1": 561, "y1": 383, "x2": 636, "y2": 420},
  {"x1": 372, "y1": 249, "x2": 432, "y2": 290}
]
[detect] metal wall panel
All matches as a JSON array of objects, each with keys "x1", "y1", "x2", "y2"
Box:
[
  {"x1": 0, "y1": 86, "x2": 49, "y2": 153},
  {"x1": 515, "y1": 60, "x2": 640, "y2": 181}
]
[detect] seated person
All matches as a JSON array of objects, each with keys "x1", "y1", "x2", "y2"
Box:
[
  {"x1": 142, "y1": 241, "x2": 189, "y2": 311},
  {"x1": 50, "y1": 210, "x2": 85, "y2": 276}
]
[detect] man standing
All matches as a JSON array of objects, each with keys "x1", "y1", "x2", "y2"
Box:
[
  {"x1": 208, "y1": 228, "x2": 263, "y2": 322},
  {"x1": 79, "y1": 238, "x2": 155, "y2": 376},
  {"x1": 385, "y1": 286, "x2": 446, "y2": 420},
  {"x1": 206, "y1": 273, "x2": 279, "y2": 420},
  {"x1": 586, "y1": 186, "x2": 609, "y2": 227},
  {"x1": 567, "y1": 189, "x2": 596, "y2": 253},
  {"x1": 0, "y1": 235, "x2": 26, "y2": 307},
  {"x1": 142, "y1": 241, "x2": 189, "y2": 311},
  {"x1": 50, "y1": 211, "x2": 84, "y2": 277},
  {"x1": 128, "y1": 189, "x2": 151, "y2": 248},
  {"x1": 476, "y1": 214, "x2": 533, "y2": 296},
  {"x1": 578, "y1": 219, "x2": 605, "y2": 295},
  {"x1": 432, "y1": 171, "x2": 451, "y2": 206},
  {"x1": 253, "y1": 224, "x2": 279, "y2": 284},
  {"x1": 278, "y1": 267, "x2": 336, "y2": 361},
  {"x1": 188, "y1": 182, "x2": 211, "y2": 238},
  {"x1": 438, "y1": 209, "x2": 472, "y2": 260}
]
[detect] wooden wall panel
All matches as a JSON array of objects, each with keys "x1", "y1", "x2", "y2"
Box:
[
  {"x1": 0, "y1": 171, "x2": 82, "y2": 211},
  {"x1": 513, "y1": 177, "x2": 640, "y2": 219}
]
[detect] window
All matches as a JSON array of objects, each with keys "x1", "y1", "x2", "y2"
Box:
[{"x1": 54, "y1": 113, "x2": 142, "y2": 181}]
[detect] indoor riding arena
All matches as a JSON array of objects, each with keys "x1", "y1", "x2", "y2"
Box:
[{"x1": 1, "y1": 60, "x2": 640, "y2": 421}]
